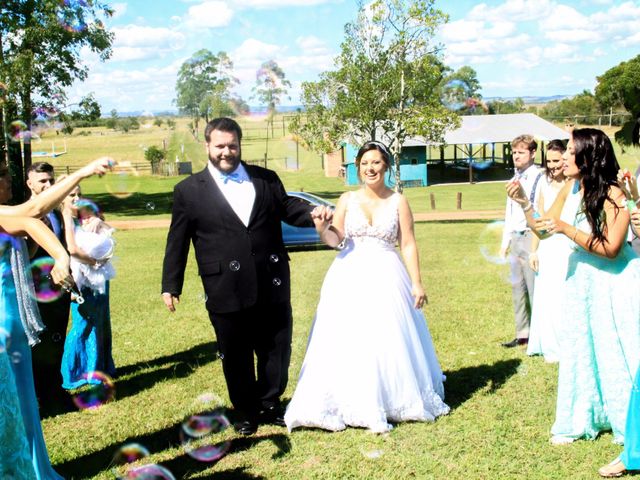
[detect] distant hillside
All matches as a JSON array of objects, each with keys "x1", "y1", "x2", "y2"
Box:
[{"x1": 484, "y1": 95, "x2": 572, "y2": 104}]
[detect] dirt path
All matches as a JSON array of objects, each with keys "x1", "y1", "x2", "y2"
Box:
[{"x1": 110, "y1": 209, "x2": 504, "y2": 230}]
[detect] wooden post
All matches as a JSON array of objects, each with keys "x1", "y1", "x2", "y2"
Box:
[
  {"x1": 430, "y1": 193, "x2": 436, "y2": 210},
  {"x1": 456, "y1": 192, "x2": 462, "y2": 210}
]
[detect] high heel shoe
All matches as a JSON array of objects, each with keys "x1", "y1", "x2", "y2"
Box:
[{"x1": 598, "y1": 458, "x2": 627, "y2": 478}]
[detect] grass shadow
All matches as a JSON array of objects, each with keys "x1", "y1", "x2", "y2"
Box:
[
  {"x1": 444, "y1": 359, "x2": 521, "y2": 410},
  {"x1": 114, "y1": 341, "x2": 218, "y2": 400},
  {"x1": 55, "y1": 417, "x2": 288, "y2": 479},
  {"x1": 87, "y1": 191, "x2": 174, "y2": 217}
]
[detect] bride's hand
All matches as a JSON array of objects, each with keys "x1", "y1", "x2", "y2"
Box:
[
  {"x1": 411, "y1": 284, "x2": 427, "y2": 309},
  {"x1": 311, "y1": 206, "x2": 330, "y2": 232}
]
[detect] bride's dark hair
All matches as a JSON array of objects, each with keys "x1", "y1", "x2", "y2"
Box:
[
  {"x1": 572, "y1": 128, "x2": 620, "y2": 249},
  {"x1": 355, "y1": 141, "x2": 391, "y2": 170}
]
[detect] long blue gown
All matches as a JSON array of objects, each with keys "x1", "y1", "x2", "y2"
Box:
[
  {"x1": 0, "y1": 235, "x2": 64, "y2": 479},
  {"x1": 61, "y1": 283, "x2": 116, "y2": 389},
  {"x1": 61, "y1": 222, "x2": 116, "y2": 389},
  {"x1": 621, "y1": 367, "x2": 640, "y2": 469},
  {"x1": 551, "y1": 182, "x2": 640, "y2": 443}
]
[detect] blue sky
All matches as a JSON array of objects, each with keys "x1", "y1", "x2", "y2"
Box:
[{"x1": 69, "y1": 0, "x2": 640, "y2": 113}]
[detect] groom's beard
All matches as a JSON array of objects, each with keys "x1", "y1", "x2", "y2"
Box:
[{"x1": 209, "y1": 150, "x2": 241, "y2": 173}]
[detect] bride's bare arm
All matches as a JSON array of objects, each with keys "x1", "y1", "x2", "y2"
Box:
[{"x1": 397, "y1": 195, "x2": 427, "y2": 308}]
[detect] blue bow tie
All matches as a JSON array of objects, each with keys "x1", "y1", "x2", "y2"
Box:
[{"x1": 220, "y1": 172, "x2": 243, "y2": 184}]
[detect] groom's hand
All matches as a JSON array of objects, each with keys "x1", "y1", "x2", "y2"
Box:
[{"x1": 162, "y1": 292, "x2": 180, "y2": 312}]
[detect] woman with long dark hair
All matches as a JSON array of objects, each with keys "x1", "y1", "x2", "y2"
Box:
[{"x1": 507, "y1": 128, "x2": 640, "y2": 444}]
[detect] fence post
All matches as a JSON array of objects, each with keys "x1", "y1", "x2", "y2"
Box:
[
  {"x1": 430, "y1": 193, "x2": 436, "y2": 210},
  {"x1": 263, "y1": 153, "x2": 267, "y2": 168},
  {"x1": 66, "y1": 166, "x2": 70, "y2": 175},
  {"x1": 456, "y1": 192, "x2": 462, "y2": 210}
]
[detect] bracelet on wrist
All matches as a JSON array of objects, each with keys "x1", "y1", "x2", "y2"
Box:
[
  {"x1": 572, "y1": 228, "x2": 579, "y2": 242},
  {"x1": 522, "y1": 202, "x2": 533, "y2": 212}
]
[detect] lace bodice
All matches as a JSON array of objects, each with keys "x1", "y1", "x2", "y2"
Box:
[{"x1": 344, "y1": 192, "x2": 400, "y2": 248}]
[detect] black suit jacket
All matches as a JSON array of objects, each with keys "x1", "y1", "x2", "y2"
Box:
[{"x1": 161, "y1": 163, "x2": 314, "y2": 314}]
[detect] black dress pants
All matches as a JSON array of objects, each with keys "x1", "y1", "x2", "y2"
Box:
[{"x1": 208, "y1": 301, "x2": 292, "y2": 418}]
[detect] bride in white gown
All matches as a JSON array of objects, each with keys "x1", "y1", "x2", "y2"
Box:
[{"x1": 285, "y1": 141, "x2": 449, "y2": 433}]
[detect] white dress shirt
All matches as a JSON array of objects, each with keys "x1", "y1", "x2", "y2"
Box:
[
  {"x1": 501, "y1": 163, "x2": 542, "y2": 250},
  {"x1": 208, "y1": 162, "x2": 256, "y2": 227}
]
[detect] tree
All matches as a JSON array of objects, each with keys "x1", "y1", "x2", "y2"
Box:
[
  {"x1": 290, "y1": 0, "x2": 458, "y2": 189},
  {"x1": 75, "y1": 92, "x2": 101, "y2": 121},
  {"x1": 144, "y1": 145, "x2": 165, "y2": 174},
  {"x1": 487, "y1": 98, "x2": 526, "y2": 115},
  {"x1": 175, "y1": 49, "x2": 236, "y2": 133},
  {"x1": 252, "y1": 60, "x2": 291, "y2": 142},
  {"x1": 595, "y1": 55, "x2": 640, "y2": 147},
  {"x1": 539, "y1": 90, "x2": 603, "y2": 125},
  {"x1": 105, "y1": 108, "x2": 118, "y2": 130},
  {"x1": 0, "y1": 0, "x2": 114, "y2": 202}
]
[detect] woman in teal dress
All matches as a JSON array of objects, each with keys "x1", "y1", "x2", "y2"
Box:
[
  {"x1": 60, "y1": 191, "x2": 117, "y2": 389},
  {"x1": 0, "y1": 158, "x2": 114, "y2": 479},
  {"x1": 0, "y1": 212, "x2": 78, "y2": 480},
  {"x1": 507, "y1": 128, "x2": 640, "y2": 444}
]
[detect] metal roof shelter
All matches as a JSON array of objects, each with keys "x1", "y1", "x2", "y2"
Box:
[{"x1": 443, "y1": 113, "x2": 570, "y2": 145}]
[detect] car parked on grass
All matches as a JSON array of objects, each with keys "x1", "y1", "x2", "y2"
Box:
[{"x1": 282, "y1": 191, "x2": 335, "y2": 248}]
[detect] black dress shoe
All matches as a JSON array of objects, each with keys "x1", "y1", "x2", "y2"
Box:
[
  {"x1": 501, "y1": 338, "x2": 528, "y2": 348},
  {"x1": 234, "y1": 419, "x2": 258, "y2": 436},
  {"x1": 259, "y1": 405, "x2": 286, "y2": 427}
]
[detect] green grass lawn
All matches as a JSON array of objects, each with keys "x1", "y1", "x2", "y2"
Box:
[
  {"x1": 42, "y1": 222, "x2": 622, "y2": 479},
  {"x1": 32, "y1": 119, "x2": 639, "y2": 478}
]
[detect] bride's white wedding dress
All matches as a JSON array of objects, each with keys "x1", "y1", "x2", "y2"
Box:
[{"x1": 284, "y1": 192, "x2": 449, "y2": 433}]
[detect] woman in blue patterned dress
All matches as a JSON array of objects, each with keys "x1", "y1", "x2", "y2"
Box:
[
  {"x1": 0, "y1": 158, "x2": 113, "y2": 478},
  {"x1": 507, "y1": 128, "x2": 640, "y2": 444},
  {"x1": 60, "y1": 190, "x2": 117, "y2": 390}
]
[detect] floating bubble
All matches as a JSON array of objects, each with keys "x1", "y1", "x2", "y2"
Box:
[
  {"x1": 11, "y1": 351, "x2": 22, "y2": 364},
  {"x1": 479, "y1": 221, "x2": 508, "y2": 265},
  {"x1": 122, "y1": 464, "x2": 176, "y2": 480},
  {"x1": 104, "y1": 163, "x2": 141, "y2": 199},
  {"x1": 180, "y1": 394, "x2": 231, "y2": 463},
  {"x1": 51, "y1": 332, "x2": 62, "y2": 343},
  {"x1": 30, "y1": 257, "x2": 65, "y2": 303},
  {"x1": 8, "y1": 120, "x2": 29, "y2": 142},
  {"x1": 57, "y1": 0, "x2": 89, "y2": 33},
  {"x1": 145, "y1": 202, "x2": 155, "y2": 211},
  {"x1": 441, "y1": 79, "x2": 467, "y2": 111},
  {"x1": 112, "y1": 443, "x2": 150, "y2": 466},
  {"x1": 71, "y1": 371, "x2": 115, "y2": 410}
]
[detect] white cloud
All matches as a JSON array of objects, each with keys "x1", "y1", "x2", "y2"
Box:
[
  {"x1": 109, "y1": 25, "x2": 186, "y2": 62},
  {"x1": 233, "y1": 0, "x2": 333, "y2": 6},
  {"x1": 184, "y1": 1, "x2": 234, "y2": 29},
  {"x1": 469, "y1": 0, "x2": 555, "y2": 22}
]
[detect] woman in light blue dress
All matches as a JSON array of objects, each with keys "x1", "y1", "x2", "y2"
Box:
[
  {"x1": 508, "y1": 128, "x2": 640, "y2": 444},
  {"x1": 0, "y1": 158, "x2": 114, "y2": 478}
]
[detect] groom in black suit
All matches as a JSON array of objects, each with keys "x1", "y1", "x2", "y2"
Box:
[{"x1": 161, "y1": 117, "x2": 329, "y2": 435}]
